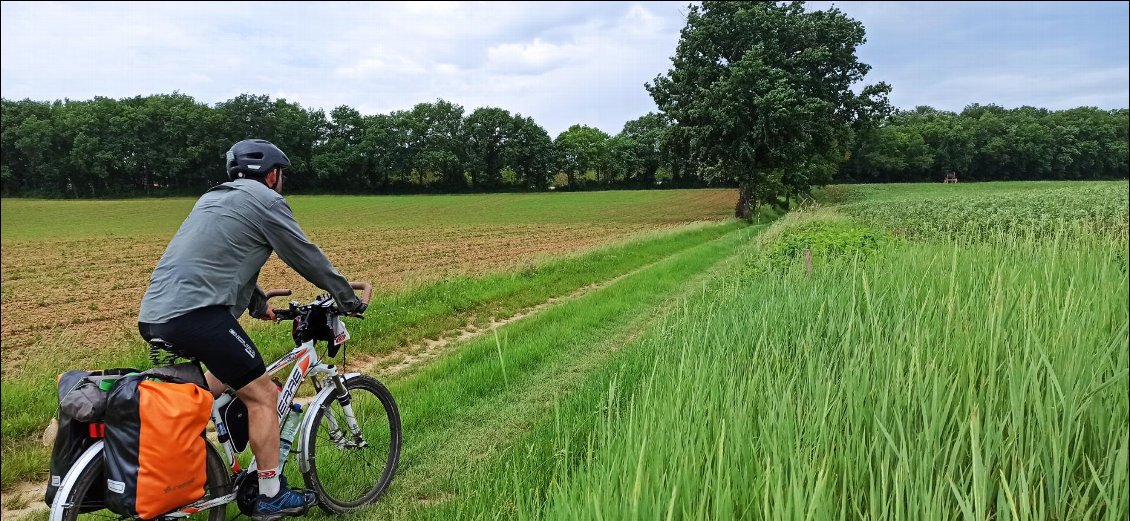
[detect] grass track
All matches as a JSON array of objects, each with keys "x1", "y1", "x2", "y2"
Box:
[{"x1": 314, "y1": 220, "x2": 763, "y2": 519}]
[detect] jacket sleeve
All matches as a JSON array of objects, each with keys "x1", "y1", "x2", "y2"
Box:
[{"x1": 259, "y1": 199, "x2": 362, "y2": 311}]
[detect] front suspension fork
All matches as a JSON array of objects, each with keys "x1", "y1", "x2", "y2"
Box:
[{"x1": 320, "y1": 374, "x2": 367, "y2": 448}]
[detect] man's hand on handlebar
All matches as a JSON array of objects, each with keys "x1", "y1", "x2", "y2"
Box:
[
  {"x1": 345, "y1": 282, "x2": 372, "y2": 318},
  {"x1": 344, "y1": 302, "x2": 368, "y2": 318},
  {"x1": 261, "y1": 281, "x2": 371, "y2": 319}
]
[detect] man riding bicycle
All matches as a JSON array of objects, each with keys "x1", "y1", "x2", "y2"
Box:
[{"x1": 137, "y1": 139, "x2": 366, "y2": 521}]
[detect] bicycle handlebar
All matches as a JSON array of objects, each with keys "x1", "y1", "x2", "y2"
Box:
[
  {"x1": 350, "y1": 281, "x2": 373, "y2": 305},
  {"x1": 264, "y1": 281, "x2": 372, "y2": 308}
]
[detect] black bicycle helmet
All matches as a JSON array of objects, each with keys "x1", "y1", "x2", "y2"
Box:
[{"x1": 225, "y1": 139, "x2": 291, "y2": 180}]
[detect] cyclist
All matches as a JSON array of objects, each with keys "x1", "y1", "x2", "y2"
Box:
[{"x1": 137, "y1": 139, "x2": 366, "y2": 521}]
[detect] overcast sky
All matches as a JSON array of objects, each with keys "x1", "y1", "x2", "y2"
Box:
[{"x1": 2, "y1": 1, "x2": 1127, "y2": 137}]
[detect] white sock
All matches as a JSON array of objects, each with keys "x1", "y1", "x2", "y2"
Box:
[{"x1": 258, "y1": 467, "x2": 281, "y2": 497}]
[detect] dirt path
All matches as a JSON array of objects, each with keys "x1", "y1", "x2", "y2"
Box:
[{"x1": 347, "y1": 260, "x2": 656, "y2": 378}]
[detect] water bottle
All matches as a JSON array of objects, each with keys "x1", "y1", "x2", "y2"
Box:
[{"x1": 278, "y1": 403, "x2": 303, "y2": 465}]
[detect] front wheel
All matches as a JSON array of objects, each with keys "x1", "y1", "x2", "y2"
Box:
[
  {"x1": 301, "y1": 374, "x2": 402, "y2": 514},
  {"x1": 51, "y1": 441, "x2": 229, "y2": 521}
]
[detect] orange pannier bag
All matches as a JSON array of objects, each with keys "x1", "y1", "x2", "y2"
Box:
[{"x1": 103, "y1": 372, "x2": 213, "y2": 520}]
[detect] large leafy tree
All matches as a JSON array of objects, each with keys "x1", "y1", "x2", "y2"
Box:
[
  {"x1": 465, "y1": 107, "x2": 513, "y2": 190},
  {"x1": 617, "y1": 113, "x2": 668, "y2": 187},
  {"x1": 554, "y1": 124, "x2": 610, "y2": 189},
  {"x1": 506, "y1": 115, "x2": 556, "y2": 190},
  {"x1": 647, "y1": 1, "x2": 891, "y2": 218},
  {"x1": 404, "y1": 99, "x2": 468, "y2": 190},
  {"x1": 361, "y1": 112, "x2": 414, "y2": 191},
  {"x1": 313, "y1": 105, "x2": 372, "y2": 191}
]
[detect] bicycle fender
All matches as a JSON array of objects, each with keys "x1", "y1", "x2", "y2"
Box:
[
  {"x1": 296, "y1": 372, "x2": 362, "y2": 475},
  {"x1": 49, "y1": 440, "x2": 104, "y2": 521}
]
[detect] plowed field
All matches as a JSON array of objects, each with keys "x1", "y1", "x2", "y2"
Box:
[{"x1": 0, "y1": 189, "x2": 736, "y2": 377}]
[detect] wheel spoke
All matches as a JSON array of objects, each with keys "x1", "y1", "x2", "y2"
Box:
[{"x1": 304, "y1": 376, "x2": 400, "y2": 512}]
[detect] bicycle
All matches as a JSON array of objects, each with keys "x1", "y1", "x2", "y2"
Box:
[{"x1": 49, "y1": 282, "x2": 403, "y2": 521}]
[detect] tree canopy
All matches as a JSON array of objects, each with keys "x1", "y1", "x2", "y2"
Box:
[{"x1": 647, "y1": 0, "x2": 892, "y2": 218}]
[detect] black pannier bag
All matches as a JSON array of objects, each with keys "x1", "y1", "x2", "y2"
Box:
[{"x1": 45, "y1": 367, "x2": 138, "y2": 506}]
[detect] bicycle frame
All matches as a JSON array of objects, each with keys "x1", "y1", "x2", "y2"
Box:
[
  {"x1": 214, "y1": 339, "x2": 329, "y2": 473},
  {"x1": 154, "y1": 337, "x2": 366, "y2": 518}
]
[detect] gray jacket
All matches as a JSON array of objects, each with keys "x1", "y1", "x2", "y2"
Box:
[{"x1": 139, "y1": 179, "x2": 360, "y2": 323}]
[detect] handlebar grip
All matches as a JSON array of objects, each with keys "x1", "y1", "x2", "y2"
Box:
[
  {"x1": 265, "y1": 289, "x2": 292, "y2": 299},
  {"x1": 349, "y1": 282, "x2": 373, "y2": 305}
]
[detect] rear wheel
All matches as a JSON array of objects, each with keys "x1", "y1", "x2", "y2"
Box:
[
  {"x1": 301, "y1": 375, "x2": 401, "y2": 514},
  {"x1": 52, "y1": 441, "x2": 229, "y2": 521}
]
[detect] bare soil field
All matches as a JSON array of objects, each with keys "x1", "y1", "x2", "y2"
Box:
[{"x1": 0, "y1": 189, "x2": 736, "y2": 378}]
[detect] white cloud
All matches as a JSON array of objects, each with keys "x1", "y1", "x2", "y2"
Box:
[{"x1": 486, "y1": 38, "x2": 579, "y2": 74}]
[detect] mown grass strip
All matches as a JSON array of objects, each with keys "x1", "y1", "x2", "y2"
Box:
[
  {"x1": 313, "y1": 222, "x2": 762, "y2": 520},
  {"x1": 0, "y1": 220, "x2": 744, "y2": 489}
]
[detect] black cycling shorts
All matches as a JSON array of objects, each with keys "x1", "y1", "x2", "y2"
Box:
[{"x1": 138, "y1": 305, "x2": 266, "y2": 391}]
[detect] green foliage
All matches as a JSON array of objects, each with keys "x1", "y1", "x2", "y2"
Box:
[
  {"x1": 405, "y1": 99, "x2": 468, "y2": 190},
  {"x1": 611, "y1": 113, "x2": 667, "y2": 187},
  {"x1": 553, "y1": 124, "x2": 611, "y2": 189},
  {"x1": 3, "y1": 87, "x2": 1127, "y2": 199},
  {"x1": 747, "y1": 208, "x2": 894, "y2": 272},
  {"x1": 464, "y1": 107, "x2": 513, "y2": 190},
  {"x1": 648, "y1": 0, "x2": 891, "y2": 216},
  {"x1": 842, "y1": 105, "x2": 1130, "y2": 182},
  {"x1": 506, "y1": 115, "x2": 556, "y2": 190}
]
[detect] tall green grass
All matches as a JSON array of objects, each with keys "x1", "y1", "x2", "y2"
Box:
[
  {"x1": 839, "y1": 181, "x2": 1129, "y2": 240},
  {"x1": 467, "y1": 227, "x2": 1128, "y2": 519},
  {"x1": 409, "y1": 181, "x2": 1129, "y2": 519},
  {"x1": 814, "y1": 180, "x2": 1124, "y2": 206}
]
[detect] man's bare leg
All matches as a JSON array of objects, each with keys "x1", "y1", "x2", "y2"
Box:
[{"x1": 235, "y1": 374, "x2": 281, "y2": 495}]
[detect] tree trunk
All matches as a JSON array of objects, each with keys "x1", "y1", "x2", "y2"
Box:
[{"x1": 734, "y1": 182, "x2": 752, "y2": 220}]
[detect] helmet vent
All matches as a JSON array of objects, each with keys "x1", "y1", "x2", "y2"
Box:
[{"x1": 225, "y1": 139, "x2": 291, "y2": 181}]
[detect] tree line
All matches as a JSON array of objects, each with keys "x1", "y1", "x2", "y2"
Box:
[
  {"x1": 842, "y1": 104, "x2": 1129, "y2": 183},
  {"x1": 2, "y1": 93, "x2": 1125, "y2": 199},
  {"x1": 0, "y1": 93, "x2": 685, "y2": 198}
]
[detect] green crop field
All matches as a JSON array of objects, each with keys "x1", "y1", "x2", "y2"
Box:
[{"x1": 1, "y1": 181, "x2": 1127, "y2": 520}]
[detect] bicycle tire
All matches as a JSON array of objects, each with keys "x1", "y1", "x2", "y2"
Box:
[
  {"x1": 301, "y1": 374, "x2": 402, "y2": 514},
  {"x1": 53, "y1": 441, "x2": 229, "y2": 521}
]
